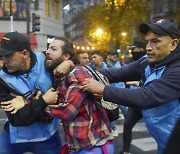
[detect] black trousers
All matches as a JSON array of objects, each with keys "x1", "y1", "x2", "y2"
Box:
[
  {"x1": 122, "y1": 107, "x2": 142, "y2": 152},
  {"x1": 164, "y1": 119, "x2": 180, "y2": 154}
]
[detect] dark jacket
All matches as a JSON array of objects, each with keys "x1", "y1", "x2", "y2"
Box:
[
  {"x1": 99, "y1": 45, "x2": 180, "y2": 149},
  {"x1": 99, "y1": 44, "x2": 180, "y2": 109}
]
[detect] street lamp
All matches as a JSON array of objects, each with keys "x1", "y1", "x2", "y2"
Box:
[
  {"x1": 121, "y1": 32, "x2": 127, "y2": 37},
  {"x1": 81, "y1": 46, "x2": 85, "y2": 50},
  {"x1": 96, "y1": 28, "x2": 103, "y2": 36}
]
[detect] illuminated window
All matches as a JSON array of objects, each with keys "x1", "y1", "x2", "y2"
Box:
[
  {"x1": 0, "y1": 0, "x2": 26, "y2": 18},
  {"x1": 45, "y1": 0, "x2": 51, "y2": 17},
  {"x1": 54, "y1": 0, "x2": 59, "y2": 20}
]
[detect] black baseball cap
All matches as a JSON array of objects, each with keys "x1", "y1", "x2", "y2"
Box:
[
  {"x1": 139, "y1": 19, "x2": 180, "y2": 39},
  {"x1": 133, "y1": 40, "x2": 146, "y2": 50},
  {"x1": 0, "y1": 31, "x2": 31, "y2": 56}
]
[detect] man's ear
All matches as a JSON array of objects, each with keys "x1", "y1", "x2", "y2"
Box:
[
  {"x1": 63, "y1": 53, "x2": 70, "y2": 60},
  {"x1": 170, "y1": 39, "x2": 179, "y2": 52}
]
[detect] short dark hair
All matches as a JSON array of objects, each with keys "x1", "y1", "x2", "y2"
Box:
[
  {"x1": 54, "y1": 37, "x2": 75, "y2": 62},
  {"x1": 91, "y1": 50, "x2": 103, "y2": 57},
  {"x1": 76, "y1": 50, "x2": 88, "y2": 56},
  {"x1": 107, "y1": 49, "x2": 117, "y2": 55}
]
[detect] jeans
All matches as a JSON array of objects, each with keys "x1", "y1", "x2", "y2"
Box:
[
  {"x1": 122, "y1": 107, "x2": 142, "y2": 152},
  {"x1": 111, "y1": 106, "x2": 128, "y2": 133},
  {"x1": 119, "y1": 105, "x2": 128, "y2": 117},
  {"x1": 69, "y1": 140, "x2": 114, "y2": 154},
  {"x1": 0, "y1": 129, "x2": 62, "y2": 154},
  {"x1": 110, "y1": 121, "x2": 116, "y2": 131}
]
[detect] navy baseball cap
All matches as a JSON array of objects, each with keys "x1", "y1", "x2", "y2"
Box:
[
  {"x1": 139, "y1": 19, "x2": 180, "y2": 39},
  {"x1": 133, "y1": 40, "x2": 146, "y2": 50},
  {"x1": 0, "y1": 31, "x2": 31, "y2": 56}
]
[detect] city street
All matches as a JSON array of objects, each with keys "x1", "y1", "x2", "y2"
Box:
[
  {"x1": 0, "y1": 0, "x2": 178, "y2": 154},
  {"x1": 0, "y1": 109, "x2": 157, "y2": 154}
]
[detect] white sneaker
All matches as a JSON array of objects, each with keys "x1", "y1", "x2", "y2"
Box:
[
  {"x1": 118, "y1": 114, "x2": 124, "y2": 120},
  {"x1": 111, "y1": 130, "x2": 118, "y2": 137}
]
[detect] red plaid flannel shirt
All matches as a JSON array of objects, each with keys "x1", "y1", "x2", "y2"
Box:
[{"x1": 49, "y1": 66, "x2": 111, "y2": 152}]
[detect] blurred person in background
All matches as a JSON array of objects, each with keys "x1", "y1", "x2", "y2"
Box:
[
  {"x1": 130, "y1": 40, "x2": 147, "y2": 61},
  {"x1": 106, "y1": 49, "x2": 128, "y2": 137},
  {"x1": 76, "y1": 50, "x2": 90, "y2": 66},
  {"x1": 107, "y1": 49, "x2": 128, "y2": 117},
  {"x1": 90, "y1": 51, "x2": 108, "y2": 70},
  {"x1": 120, "y1": 40, "x2": 146, "y2": 154}
]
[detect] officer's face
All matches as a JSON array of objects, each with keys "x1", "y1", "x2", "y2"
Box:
[
  {"x1": 145, "y1": 31, "x2": 178, "y2": 65},
  {"x1": 3, "y1": 50, "x2": 27, "y2": 73}
]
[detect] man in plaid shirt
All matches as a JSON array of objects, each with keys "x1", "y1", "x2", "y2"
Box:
[{"x1": 45, "y1": 37, "x2": 114, "y2": 153}]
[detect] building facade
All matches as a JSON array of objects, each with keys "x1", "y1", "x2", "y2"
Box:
[
  {"x1": 0, "y1": 0, "x2": 66, "y2": 51},
  {"x1": 63, "y1": 0, "x2": 104, "y2": 47},
  {"x1": 151, "y1": 0, "x2": 180, "y2": 25}
]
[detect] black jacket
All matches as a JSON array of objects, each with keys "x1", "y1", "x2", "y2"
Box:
[
  {"x1": 0, "y1": 52, "x2": 48, "y2": 126},
  {"x1": 99, "y1": 44, "x2": 180, "y2": 109}
]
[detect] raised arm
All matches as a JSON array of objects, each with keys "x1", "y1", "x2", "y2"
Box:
[{"x1": 81, "y1": 61, "x2": 180, "y2": 109}]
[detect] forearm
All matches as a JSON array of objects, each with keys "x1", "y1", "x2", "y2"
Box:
[
  {"x1": 7, "y1": 96, "x2": 47, "y2": 126},
  {"x1": 0, "y1": 79, "x2": 48, "y2": 126},
  {"x1": 103, "y1": 74, "x2": 180, "y2": 109},
  {"x1": 98, "y1": 61, "x2": 142, "y2": 83}
]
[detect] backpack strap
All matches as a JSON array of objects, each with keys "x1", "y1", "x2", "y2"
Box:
[{"x1": 83, "y1": 65, "x2": 109, "y2": 84}]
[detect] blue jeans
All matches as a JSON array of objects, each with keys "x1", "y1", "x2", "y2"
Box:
[
  {"x1": 69, "y1": 140, "x2": 114, "y2": 154},
  {"x1": 110, "y1": 121, "x2": 116, "y2": 131},
  {"x1": 0, "y1": 129, "x2": 62, "y2": 154},
  {"x1": 119, "y1": 105, "x2": 128, "y2": 117}
]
